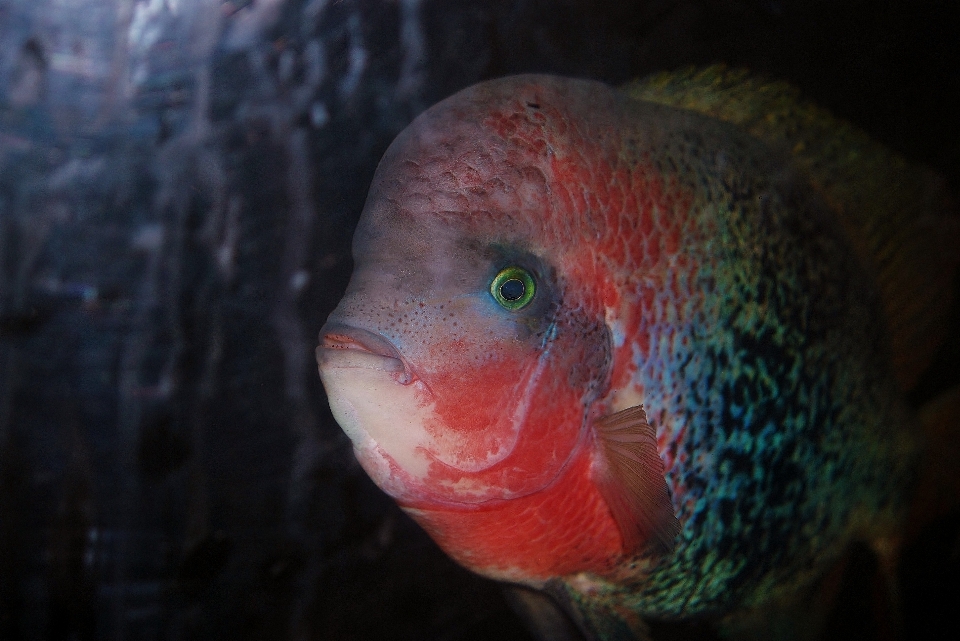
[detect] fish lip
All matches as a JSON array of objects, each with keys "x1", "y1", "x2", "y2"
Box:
[{"x1": 316, "y1": 322, "x2": 412, "y2": 384}]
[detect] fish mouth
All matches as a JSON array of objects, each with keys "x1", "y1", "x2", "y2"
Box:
[{"x1": 316, "y1": 322, "x2": 411, "y2": 384}]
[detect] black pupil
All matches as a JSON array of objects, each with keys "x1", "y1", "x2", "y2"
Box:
[{"x1": 500, "y1": 278, "x2": 525, "y2": 301}]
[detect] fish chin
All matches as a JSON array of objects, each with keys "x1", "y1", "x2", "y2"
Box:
[
  {"x1": 318, "y1": 360, "x2": 439, "y2": 491},
  {"x1": 316, "y1": 323, "x2": 524, "y2": 504}
]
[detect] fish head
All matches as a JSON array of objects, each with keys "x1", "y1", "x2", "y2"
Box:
[{"x1": 317, "y1": 77, "x2": 614, "y2": 510}]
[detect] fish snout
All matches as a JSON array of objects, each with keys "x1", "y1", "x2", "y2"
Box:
[
  {"x1": 316, "y1": 322, "x2": 411, "y2": 384},
  {"x1": 316, "y1": 321, "x2": 441, "y2": 495}
]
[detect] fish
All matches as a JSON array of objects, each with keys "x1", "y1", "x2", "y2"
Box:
[{"x1": 315, "y1": 67, "x2": 960, "y2": 640}]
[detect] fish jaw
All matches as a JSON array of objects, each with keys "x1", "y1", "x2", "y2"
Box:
[
  {"x1": 316, "y1": 323, "x2": 439, "y2": 499},
  {"x1": 317, "y1": 321, "x2": 536, "y2": 504}
]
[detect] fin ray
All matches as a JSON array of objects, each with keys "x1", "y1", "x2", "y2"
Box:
[{"x1": 594, "y1": 405, "x2": 680, "y2": 556}]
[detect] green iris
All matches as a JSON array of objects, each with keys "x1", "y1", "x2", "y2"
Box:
[{"x1": 490, "y1": 266, "x2": 536, "y2": 310}]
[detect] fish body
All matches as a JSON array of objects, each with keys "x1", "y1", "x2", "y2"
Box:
[{"x1": 316, "y1": 70, "x2": 958, "y2": 638}]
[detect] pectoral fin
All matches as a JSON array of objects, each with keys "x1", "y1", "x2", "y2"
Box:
[{"x1": 593, "y1": 405, "x2": 680, "y2": 556}]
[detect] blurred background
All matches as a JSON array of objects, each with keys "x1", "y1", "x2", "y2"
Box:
[{"x1": 0, "y1": 1, "x2": 958, "y2": 640}]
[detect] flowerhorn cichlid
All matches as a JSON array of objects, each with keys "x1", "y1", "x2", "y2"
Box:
[{"x1": 315, "y1": 67, "x2": 960, "y2": 640}]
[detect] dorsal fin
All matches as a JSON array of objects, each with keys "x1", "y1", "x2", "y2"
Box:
[
  {"x1": 623, "y1": 66, "x2": 960, "y2": 391},
  {"x1": 594, "y1": 405, "x2": 680, "y2": 556}
]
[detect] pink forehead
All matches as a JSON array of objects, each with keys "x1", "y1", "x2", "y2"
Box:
[{"x1": 371, "y1": 81, "x2": 612, "y2": 239}]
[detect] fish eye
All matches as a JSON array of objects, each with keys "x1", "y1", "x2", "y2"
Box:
[{"x1": 490, "y1": 266, "x2": 536, "y2": 310}]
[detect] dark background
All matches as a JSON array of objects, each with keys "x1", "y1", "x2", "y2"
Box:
[{"x1": 1, "y1": 1, "x2": 958, "y2": 640}]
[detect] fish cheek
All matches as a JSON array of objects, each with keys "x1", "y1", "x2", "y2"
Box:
[
  {"x1": 406, "y1": 293, "x2": 561, "y2": 476},
  {"x1": 420, "y1": 371, "x2": 528, "y2": 473},
  {"x1": 496, "y1": 305, "x2": 613, "y2": 471},
  {"x1": 561, "y1": 311, "x2": 613, "y2": 400},
  {"x1": 415, "y1": 320, "x2": 541, "y2": 455},
  {"x1": 502, "y1": 307, "x2": 614, "y2": 488}
]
